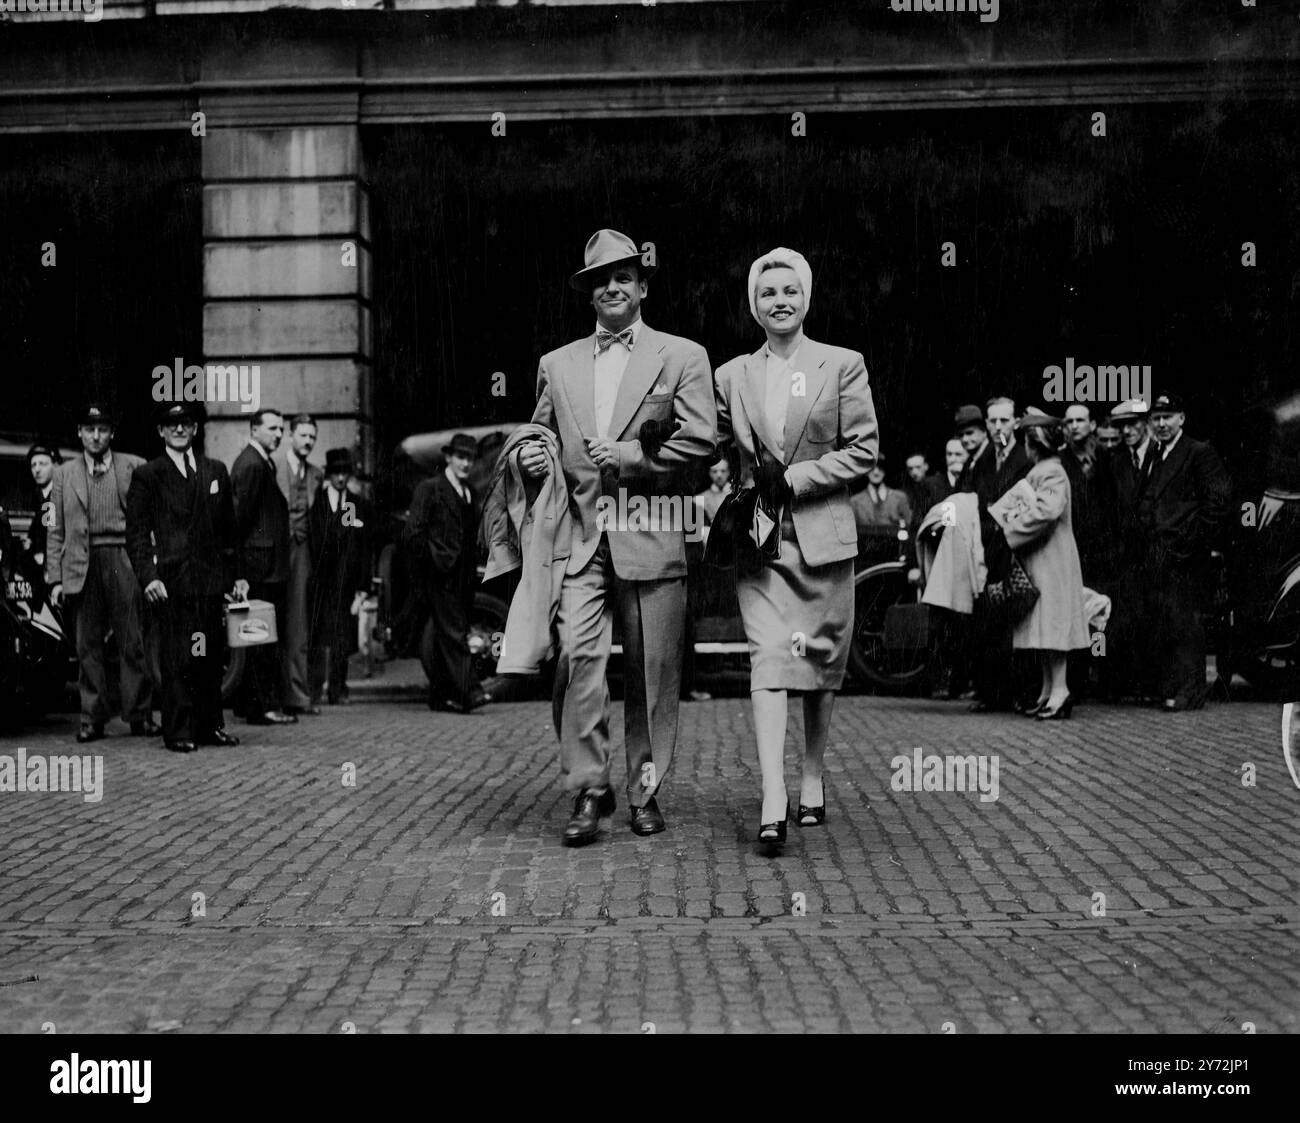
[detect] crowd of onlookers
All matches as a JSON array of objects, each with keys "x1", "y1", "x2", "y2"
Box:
[
  {"x1": 11, "y1": 404, "x2": 377, "y2": 750},
  {"x1": 692, "y1": 391, "x2": 1232, "y2": 714}
]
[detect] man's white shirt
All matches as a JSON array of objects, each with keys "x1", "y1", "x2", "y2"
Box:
[{"x1": 593, "y1": 318, "x2": 643, "y2": 439}]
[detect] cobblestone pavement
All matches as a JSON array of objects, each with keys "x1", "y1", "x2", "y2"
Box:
[{"x1": 1, "y1": 688, "x2": 1296, "y2": 1033}]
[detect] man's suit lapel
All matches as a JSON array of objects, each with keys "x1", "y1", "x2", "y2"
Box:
[
  {"x1": 606, "y1": 325, "x2": 666, "y2": 441},
  {"x1": 559, "y1": 336, "x2": 599, "y2": 440},
  {"x1": 69, "y1": 457, "x2": 89, "y2": 512},
  {"x1": 738, "y1": 346, "x2": 783, "y2": 464},
  {"x1": 781, "y1": 338, "x2": 830, "y2": 465},
  {"x1": 1148, "y1": 437, "x2": 1188, "y2": 501}
]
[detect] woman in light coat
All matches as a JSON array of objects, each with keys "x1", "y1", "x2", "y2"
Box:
[
  {"x1": 714, "y1": 248, "x2": 878, "y2": 847},
  {"x1": 998, "y1": 411, "x2": 1091, "y2": 720}
]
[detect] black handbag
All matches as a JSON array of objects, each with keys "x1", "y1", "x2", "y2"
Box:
[
  {"x1": 978, "y1": 552, "x2": 1039, "y2": 628},
  {"x1": 702, "y1": 485, "x2": 780, "y2": 574}
]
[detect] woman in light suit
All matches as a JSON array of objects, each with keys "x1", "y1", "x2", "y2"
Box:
[{"x1": 714, "y1": 249, "x2": 879, "y2": 848}]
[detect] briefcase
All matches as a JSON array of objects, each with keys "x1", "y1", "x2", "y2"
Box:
[
  {"x1": 883, "y1": 603, "x2": 930, "y2": 651},
  {"x1": 225, "y1": 599, "x2": 278, "y2": 648}
]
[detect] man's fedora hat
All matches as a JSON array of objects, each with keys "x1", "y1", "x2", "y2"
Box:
[
  {"x1": 1110, "y1": 398, "x2": 1151, "y2": 422},
  {"x1": 1150, "y1": 392, "x2": 1186, "y2": 416},
  {"x1": 569, "y1": 228, "x2": 657, "y2": 291},
  {"x1": 953, "y1": 404, "x2": 984, "y2": 432},
  {"x1": 324, "y1": 448, "x2": 353, "y2": 474},
  {"x1": 154, "y1": 401, "x2": 198, "y2": 425},
  {"x1": 78, "y1": 403, "x2": 114, "y2": 428},
  {"x1": 1016, "y1": 407, "x2": 1061, "y2": 429},
  {"x1": 442, "y1": 433, "x2": 479, "y2": 459}
]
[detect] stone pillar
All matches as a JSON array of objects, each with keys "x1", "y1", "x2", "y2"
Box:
[{"x1": 201, "y1": 126, "x2": 372, "y2": 474}]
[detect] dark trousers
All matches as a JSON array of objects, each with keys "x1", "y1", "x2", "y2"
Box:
[
  {"x1": 68, "y1": 545, "x2": 152, "y2": 724},
  {"x1": 422, "y1": 585, "x2": 478, "y2": 707},
  {"x1": 309, "y1": 598, "x2": 354, "y2": 702},
  {"x1": 928, "y1": 607, "x2": 971, "y2": 696},
  {"x1": 1145, "y1": 561, "x2": 1207, "y2": 701},
  {"x1": 240, "y1": 579, "x2": 286, "y2": 717},
  {"x1": 154, "y1": 593, "x2": 224, "y2": 742}
]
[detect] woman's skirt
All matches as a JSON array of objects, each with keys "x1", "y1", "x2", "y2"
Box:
[{"x1": 736, "y1": 514, "x2": 854, "y2": 692}]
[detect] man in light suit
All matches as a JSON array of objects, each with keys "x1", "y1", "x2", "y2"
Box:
[
  {"x1": 46, "y1": 404, "x2": 158, "y2": 743},
  {"x1": 275, "y1": 414, "x2": 324, "y2": 715},
  {"x1": 518, "y1": 228, "x2": 716, "y2": 845}
]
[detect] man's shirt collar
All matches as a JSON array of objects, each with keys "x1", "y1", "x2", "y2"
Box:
[
  {"x1": 1160, "y1": 430, "x2": 1183, "y2": 459},
  {"x1": 165, "y1": 446, "x2": 197, "y2": 476},
  {"x1": 85, "y1": 449, "x2": 112, "y2": 476},
  {"x1": 248, "y1": 437, "x2": 271, "y2": 463}
]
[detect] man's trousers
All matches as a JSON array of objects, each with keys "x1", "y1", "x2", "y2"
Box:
[
  {"x1": 239, "y1": 579, "x2": 287, "y2": 717},
  {"x1": 280, "y1": 539, "x2": 313, "y2": 711},
  {"x1": 68, "y1": 545, "x2": 152, "y2": 725},
  {"x1": 552, "y1": 537, "x2": 686, "y2": 808},
  {"x1": 153, "y1": 592, "x2": 225, "y2": 742}
]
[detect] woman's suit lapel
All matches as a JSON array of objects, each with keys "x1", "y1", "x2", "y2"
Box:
[
  {"x1": 781, "y1": 339, "x2": 829, "y2": 461},
  {"x1": 738, "y1": 337, "x2": 831, "y2": 466}
]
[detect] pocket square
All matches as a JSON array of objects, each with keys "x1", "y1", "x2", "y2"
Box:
[
  {"x1": 653, "y1": 381, "x2": 671, "y2": 394},
  {"x1": 209, "y1": 479, "x2": 219, "y2": 494}
]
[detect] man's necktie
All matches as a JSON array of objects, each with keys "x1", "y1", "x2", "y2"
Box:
[
  {"x1": 596, "y1": 328, "x2": 634, "y2": 353},
  {"x1": 1131, "y1": 450, "x2": 1139, "y2": 471}
]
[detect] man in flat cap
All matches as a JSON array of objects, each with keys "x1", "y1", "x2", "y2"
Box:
[
  {"x1": 126, "y1": 402, "x2": 246, "y2": 752},
  {"x1": 46, "y1": 404, "x2": 157, "y2": 742},
  {"x1": 1102, "y1": 398, "x2": 1157, "y2": 698},
  {"x1": 1137, "y1": 393, "x2": 1231, "y2": 710},
  {"x1": 406, "y1": 432, "x2": 487, "y2": 713},
  {"x1": 24, "y1": 441, "x2": 61, "y2": 588},
  {"x1": 518, "y1": 228, "x2": 716, "y2": 845}
]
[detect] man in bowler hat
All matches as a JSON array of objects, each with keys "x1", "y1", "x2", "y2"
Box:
[
  {"x1": 125, "y1": 402, "x2": 246, "y2": 752},
  {"x1": 307, "y1": 448, "x2": 373, "y2": 705},
  {"x1": 406, "y1": 433, "x2": 488, "y2": 713},
  {"x1": 518, "y1": 228, "x2": 716, "y2": 844}
]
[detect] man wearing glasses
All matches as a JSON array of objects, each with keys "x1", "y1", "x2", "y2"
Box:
[
  {"x1": 46, "y1": 403, "x2": 158, "y2": 743},
  {"x1": 126, "y1": 402, "x2": 247, "y2": 753}
]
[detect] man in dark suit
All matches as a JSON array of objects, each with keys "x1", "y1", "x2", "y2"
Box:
[
  {"x1": 45, "y1": 404, "x2": 157, "y2": 743},
  {"x1": 405, "y1": 433, "x2": 487, "y2": 714},
  {"x1": 1101, "y1": 398, "x2": 1157, "y2": 700},
  {"x1": 230, "y1": 408, "x2": 296, "y2": 726},
  {"x1": 126, "y1": 403, "x2": 245, "y2": 752},
  {"x1": 1137, "y1": 393, "x2": 1231, "y2": 710},
  {"x1": 308, "y1": 448, "x2": 373, "y2": 706},
  {"x1": 961, "y1": 396, "x2": 1032, "y2": 711}
]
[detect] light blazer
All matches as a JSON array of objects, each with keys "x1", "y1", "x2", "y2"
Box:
[
  {"x1": 531, "y1": 322, "x2": 717, "y2": 581},
  {"x1": 715, "y1": 337, "x2": 878, "y2": 568},
  {"x1": 44, "y1": 451, "x2": 146, "y2": 594},
  {"x1": 274, "y1": 453, "x2": 324, "y2": 513}
]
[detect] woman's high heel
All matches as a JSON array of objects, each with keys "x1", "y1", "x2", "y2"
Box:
[
  {"x1": 758, "y1": 803, "x2": 790, "y2": 846},
  {"x1": 798, "y1": 778, "x2": 826, "y2": 826},
  {"x1": 1016, "y1": 698, "x2": 1049, "y2": 717},
  {"x1": 1036, "y1": 696, "x2": 1074, "y2": 721}
]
